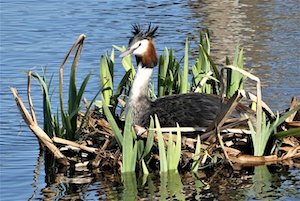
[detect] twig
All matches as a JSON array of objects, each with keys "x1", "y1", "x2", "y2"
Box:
[
  {"x1": 206, "y1": 90, "x2": 242, "y2": 132},
  {"x1": 225, "y1": 65, "x2": 263, "y2": 136},
  {"x1": 282, "y1": 145, "x2": 300, "y2": 160},
  {"x1": 96, "y1": 118, "x2": 113, "y2": 135},
  {"x1": 239, "y1": 90, "x2": 274, "y2": 117},
  {"x1": 27, "y1": 71, "x2": 37, "y2": 124},
  {"x1": 200, "y1": 117, "x2": 249, "y2": 140},
  {"x1": 229, "y1": 154, "x2": 278, "y2": 165},
  {"x1": 148, "y1": 124, "x2": 251, "y2": 136},
  {"x1": 216, "y1": 127, "x2": 233, "y2": 167},
  {"x1": 286, "y1": 97, "x2": 299, "y2": 122},
  {"x1": 11, "y1": 88, "x2": 69, "y2": 165},
  {"x1": 92, "y1": 139, "x2": 110, "y2": 167},
  {"x1": 150, "y1": 126, "x2": 206, "y2": 133},
  {"x1": 52, "y1": 137, "x2": 97, "y2": 153}
]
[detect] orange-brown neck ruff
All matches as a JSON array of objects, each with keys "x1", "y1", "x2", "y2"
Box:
[{"x1": 136, "y1": 41, "x2": 157, "y2": 68}]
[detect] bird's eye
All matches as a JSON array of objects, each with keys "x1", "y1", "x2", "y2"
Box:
[{"x1": 138, "y1": 43, "x2": 141, "y2": 47}]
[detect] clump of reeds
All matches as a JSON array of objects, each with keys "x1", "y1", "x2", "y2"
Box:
[{"x1": 11, "y1": 31, "x2": 300, "y2": 175}]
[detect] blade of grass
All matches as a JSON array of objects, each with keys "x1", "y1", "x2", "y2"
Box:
[
  {"x1": 122, "y1": 108, "x2": 134, "y2": 173},
  {"x1": 131, "y1": 137, "x2": 138, "y2": 172},
  {"x1": 101, "y1": 93, "x2": 123, "y2": 147},
  {"x1": 271, "y1": 104, "x2": 300, "y2": 130},
  {"x1": 155, "y1": 115, "x2": 168, "y2": 173},
  {"x1": 75, "y1": 72, "x2": 92, "y2": 106},
  {"x1": 180, "y1": 37, "x2": 189, "y2": 94},
  {"x1": 141, "y1": 116, "x2": 154, "y2": 158},
  {"x1": 200, "y1": 44, "x2": 220, "y2": 81},
  {"x1": 141, "y1": 159, "x2": 149, "y2": 175},
  {"x1": 192, "y1": 135, "x2": 201, "y2": 172},
  {"x1": 166, "y1": 124, "x2": 182, "y2": 171},
  {"x1": 111, "y1": 69, "x2": 131, "y2": 106},
  {"x1": 79, "y1": 87, "x2": 102, "y2": 130},
  {"x1": 158, "y1": 48, "x2": 169, "y2": 97},
  {"x1": 227, "y1": 45, "x2": 244, "y2": 97},
  {"x1": 100, "y1": 55, "x2": 113, "y2": 105},
  {"x1": 59, "y1": 34, "x2": 86, "y2": 122},
  {"x1": 32, "y1": 72, "x2": 54, "y2": 137},
  {"x1": 274, "y1": 127, "x2": 300, "y2": 138}
]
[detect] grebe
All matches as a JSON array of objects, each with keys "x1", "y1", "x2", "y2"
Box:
[{"x1": 120, "y1": 24, "x2": 251, "y2": 128}]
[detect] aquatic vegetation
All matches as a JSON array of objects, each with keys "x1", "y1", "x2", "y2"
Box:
[
  {"x1": 31, "y1": 35, "x2": 94, "y2": 140},
  {"x1": 11, "y1": 31, "x2": 300, "y2": 175},
  {"x1": 248, "y1": 105, "x2": 300, "y2": 156},
  {"x1": 226, "y1": 45, "x2": 245, "y2": 98},
  {"x1": 31, "y1": 70, "x2": 56, "y2": 138},
  {"x1": 122, "y1": 108, "x2": 137, "y2": 173},
  {"x1": 155, "y1": 115, "x2": 182, "y2": 173},
  {"x1": 158, "y1": 48, "x2": 182, "y2": 96},
  {"x1": 193, "y1": 30, "x2": 215, "y2": 94},
  {"x1": 192, "y1": 135, "x2": 201, "y2": 172}
]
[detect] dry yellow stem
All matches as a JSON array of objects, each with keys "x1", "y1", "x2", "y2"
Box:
[{"x1": 11, "y1": 87, "x2": 69, "y2": 166}]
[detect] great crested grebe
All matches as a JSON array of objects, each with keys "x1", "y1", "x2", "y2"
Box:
[{"x1": 120, "y1": 24, "x2": 251, "y2": 128}]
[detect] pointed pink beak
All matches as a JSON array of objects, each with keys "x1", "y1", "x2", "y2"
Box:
[{"x1": 120, "y1": 48, "x2": 134, "y2": 58}]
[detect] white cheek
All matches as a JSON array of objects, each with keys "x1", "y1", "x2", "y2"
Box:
[{"x1": 133, "y1": 40, "x2": 148, "y2": 55}]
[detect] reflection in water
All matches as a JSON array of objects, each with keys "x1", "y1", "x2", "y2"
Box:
[
  {"x1": 188, "y1": 0, "x2": 261, "y2": 63},
  {"x1": 28, "y1": 149, "x2": 44, "y2": 201},
  {"x1": 249, "y1": 165, "x2": 275, "y2": 200},
  {"x1": 30, "y1": 152, "x2": 96, "y2": 200},
  {"x1": 188, "y1": 0, "x2": 276, "y2": 68},
  {"x1": 31, "y1": 153, "x2": 300, "y2": 200},
  {"x1": 188, "y1": 0, "x2": 300, "y2": 110},
  {"x1": 122, "y1": 173, "x2": 138, "y2": 201},
  {"x1": 158, "y1": 172, "x2": 185, "y2": 200}
]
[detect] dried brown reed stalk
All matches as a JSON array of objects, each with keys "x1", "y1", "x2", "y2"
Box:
[
  {"x1": 52, "y1": 137, "x2": 97, "y2": 153},
  {"x1": 206, "y1": 91, "x2": 243, "y2": 132},
  {"x1": 11, "y1": 87, "x2": 69, "y2": 165}
]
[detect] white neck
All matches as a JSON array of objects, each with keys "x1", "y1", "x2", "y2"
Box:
[{"x1": 128, "y1": 63, "x2": 153, "y2": 108}]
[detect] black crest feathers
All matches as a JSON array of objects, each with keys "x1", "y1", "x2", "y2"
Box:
[
  {"x1": 132, "y1": 24, "x2": 142, "y2": 37},
  {"x1": 130, "y1": 23, "x2": 158, "y2": 42},
  {"x1": 145, "y1": 23, "x2": 158, "y2": 39}
]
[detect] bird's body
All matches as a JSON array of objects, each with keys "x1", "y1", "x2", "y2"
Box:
[
  {"x1": 133, "y1": 93, "x2": 221, "y2": 127},
  {"x1": 121, "y1": 24, "x2": 252, "y2": 128}
]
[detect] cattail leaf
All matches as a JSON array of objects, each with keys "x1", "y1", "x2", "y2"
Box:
[
  {"x1": 100, "y1": 55, "x2": 113, "y2": 105},
  {"x1": 101, "y1": 93, "x2": 123, "y2": 147},
  {"x1": 192, "y1": 135, "x2": 201, "y2": 172},
  {"x1": 180, "y1": 37, "x2": 189, "y2": 94},
  {"x1": 142, "y1": 116, "x2": 154, "y2": 159},
  {"x1": 155, "y1": 115, "x2": 168, "y2": 173},
  {"x1": 122, "y1": 107, "x2": 134, "y2": 173}
]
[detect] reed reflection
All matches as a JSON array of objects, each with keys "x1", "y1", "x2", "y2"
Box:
[{"x1": 188, "y1": 0, "x2": 271, "y2": 66}]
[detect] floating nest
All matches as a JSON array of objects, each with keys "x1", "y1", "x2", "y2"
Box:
[
  {"x1": 10, "y1": 33, "x2": 300, "y2": 174},
  {"x1": 11, "y1": 86, "x2": 300, "y2": 173}
]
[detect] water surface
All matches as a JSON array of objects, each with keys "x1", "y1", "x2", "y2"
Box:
[{"x1": 1, "y1": 0, "x2": 299, "y2": 200}]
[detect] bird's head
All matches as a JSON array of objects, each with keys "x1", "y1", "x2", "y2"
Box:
[{"x1": 120, "y1": 24, "x2": 158, "y2": 68}]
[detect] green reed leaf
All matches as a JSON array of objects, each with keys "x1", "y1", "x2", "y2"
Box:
[
  {"x1": 100, "y1": 55, "x2": 113, "y2": 106},
  {"x1": 142, "y1": 116, "x2": 154, "y2": 159},
  {"x1": 192, "y1": 135, "x2": 201, "y2": 172},
  {"x1": 101, "y1": 93, "x2": 123, "y2": 147},
  {"x1": 122, "y1": 108, "x2": 135, "y2": 173},
  {"x1": 180, "y1": 37, "x2": 189, "y2": 94},
  {"x1": 155, "y1": 115, "x2": 168, "y2": 173}
]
